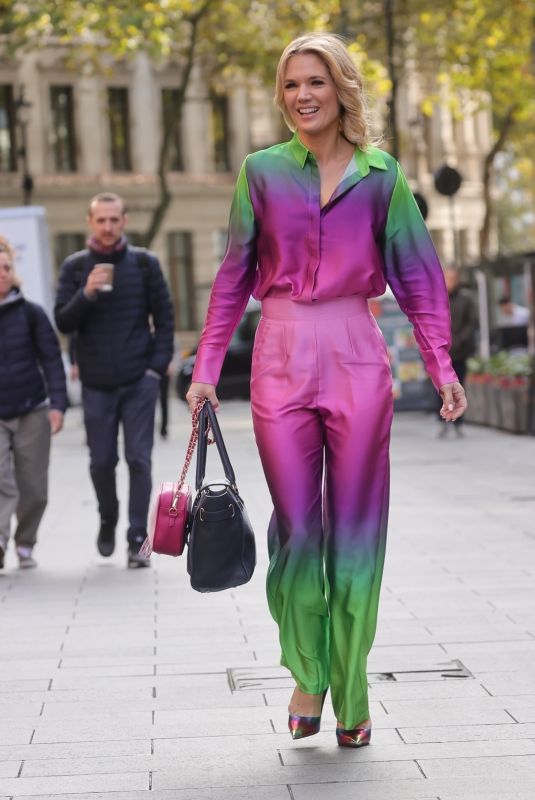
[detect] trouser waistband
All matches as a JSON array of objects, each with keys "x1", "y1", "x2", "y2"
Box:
[{"x1": 261, "y1": 295, "x2": 369, "y2": 320}]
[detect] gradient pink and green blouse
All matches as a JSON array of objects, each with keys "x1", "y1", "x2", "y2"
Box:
[{"x1": 192, "y1": 132, "x2": 457, "y2": 391}]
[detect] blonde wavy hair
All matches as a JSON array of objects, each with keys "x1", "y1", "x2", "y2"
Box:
[
  {"x1": 275, "y1": 33, "x2": 373, "y2": 150},
  {"x1": 0, "y1": 235, "x2": 20, "y2": 288}
]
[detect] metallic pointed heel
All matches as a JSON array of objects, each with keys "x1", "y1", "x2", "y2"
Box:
[
  {"x1": 336, "y1": 724, "x2": 372, "y2": 748},
  {"x1": 288, "y1": 689, "x2": 327, "y2": 740}
]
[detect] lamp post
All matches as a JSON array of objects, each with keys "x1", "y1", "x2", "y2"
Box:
[{"x1": 14, "y1": 86, "x2": 34, "y2": 206}]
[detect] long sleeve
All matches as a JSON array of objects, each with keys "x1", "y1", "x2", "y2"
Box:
[
  {"x1": 192, "y1": 158, "x2": 257, "y2": 385},
  {"x1": 381, "y1": 162, "x2": 458, "y2": 391},
  {"x1": 54, "y1": 256, "x2": 94, "y2": 334},
  {"x1": 33, "y1": 306, "x2": 68, "y2": 412},
  {"x1": 146, "y1": 256, "x2": 175, "y2": 375}
]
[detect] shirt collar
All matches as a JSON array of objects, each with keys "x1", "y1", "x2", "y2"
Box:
[{"x1": 288, "y1": 132, "x2": 388, "y2": 174}]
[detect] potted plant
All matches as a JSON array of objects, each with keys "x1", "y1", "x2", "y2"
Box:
[{"x1": 467, "y1": 353, "x2": 532, "y2": 433}]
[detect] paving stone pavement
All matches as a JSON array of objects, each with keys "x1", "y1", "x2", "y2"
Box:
[{"x1": 0, "y1": 399, "x2": 534, "y2": 799}]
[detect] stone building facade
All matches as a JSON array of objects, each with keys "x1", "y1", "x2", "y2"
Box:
[{"x1": 0, "y1": 50, "x2": 492, "y2": 340}]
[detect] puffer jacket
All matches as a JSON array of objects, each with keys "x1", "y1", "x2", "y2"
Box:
[
  {"x1": 0, "y1": 288, "x2": 67, "y2": 420},
  {"x1": 54, "y1": 244, "x2": 174, "y2": 390}
]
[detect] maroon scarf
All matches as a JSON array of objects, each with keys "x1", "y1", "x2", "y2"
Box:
[{"x1": 87, "y1": 234, "x2": 128, "y2": 255}]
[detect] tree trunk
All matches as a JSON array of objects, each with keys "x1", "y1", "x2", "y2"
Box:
[
  {"x1": 479, "y1": 105, "x2": 516, "y2": 259},
  {"x1": 141, "y1": 1, "x2": 213, "y2": 248},
  {"x1": 384, "y1": 0, "x2": 399, "y2": 159}
]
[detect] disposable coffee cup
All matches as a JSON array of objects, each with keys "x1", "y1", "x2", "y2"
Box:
[{"x1": 95, "y1": 262, "x2": 114, "y2": 292}]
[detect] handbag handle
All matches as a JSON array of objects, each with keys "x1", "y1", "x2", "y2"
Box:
[
  {"x1": 169, "y1": 400, "x2": 206, "y2": 511},
  {"x1": 195, "y1": 401, "x2": 237, "y2": 490}
]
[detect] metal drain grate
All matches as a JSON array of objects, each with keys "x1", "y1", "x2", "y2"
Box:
[{"x1": 228, "y1": 659, "x2": 472, "y2": 691}]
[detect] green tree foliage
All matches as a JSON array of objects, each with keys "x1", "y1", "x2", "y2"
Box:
[
  {"x1": 314, "y1": 0, "x2": 535, "y2": 258},
  {"x1": 414, "y1": 0, "x2": 535, "y2": 257},
  {"x1": 2, "y1": 1, "x2": 388, "y2": 245}
]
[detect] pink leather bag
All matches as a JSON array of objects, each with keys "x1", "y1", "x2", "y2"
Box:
[
  {"x1": 145, "y1": 482, "x2": 191, "y2": 556},
  {"x1": 139, "y1": 401, "x2": 206, "y2": 559}
]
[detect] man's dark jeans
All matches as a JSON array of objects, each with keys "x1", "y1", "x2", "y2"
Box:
[{"x1": 82, "y1": 374, "x2": 159, "y2": 540}]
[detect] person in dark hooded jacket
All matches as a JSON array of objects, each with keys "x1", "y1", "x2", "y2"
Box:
[{"x1": 0, "y1": 235, "x2": 67, "y2": 570}]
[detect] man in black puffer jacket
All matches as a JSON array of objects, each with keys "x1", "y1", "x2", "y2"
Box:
[
  {"x1": 54, "y1": 192, "x2": 174, "y2": 568},
  {"x1": 0, "y1": 235, "x2": 67, "y2": 571}
]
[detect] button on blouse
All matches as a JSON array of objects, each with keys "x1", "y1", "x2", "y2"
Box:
[{"x1": 192, "y1": 133, "x2": 457, "y2": 391}]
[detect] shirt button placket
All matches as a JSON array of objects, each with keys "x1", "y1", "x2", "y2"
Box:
[{"x1": 306, "y1": 156, "x2": 321, "y2": 301}]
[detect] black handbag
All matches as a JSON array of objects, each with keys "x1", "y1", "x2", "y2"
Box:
[{"x1": 187, "y1": 401, "x2": 256, "y2": 592}]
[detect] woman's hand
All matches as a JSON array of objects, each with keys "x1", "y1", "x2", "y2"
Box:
[
  {"x1": 186, "y1": 381, "x2": 220, "y2": 413},
  {"x1": 439, "y1": 381, "x2": 467, "y2": 423}
]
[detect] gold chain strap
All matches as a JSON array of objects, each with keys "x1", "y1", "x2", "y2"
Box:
[{"x1": 170, "y1": 399, "x2": 212, "y2": 512}]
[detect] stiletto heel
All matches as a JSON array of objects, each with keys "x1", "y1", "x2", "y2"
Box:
[
  {"x1": 336, "y1": 723, "x2": 372, "y2": 748},
  {"x1": 288, "y1": 689, "x2": 328, "y2": 740}
]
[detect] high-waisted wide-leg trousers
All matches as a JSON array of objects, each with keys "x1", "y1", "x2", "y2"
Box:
[{"x1": 250, "y1": 295, "x2": 393, "y2": 729}]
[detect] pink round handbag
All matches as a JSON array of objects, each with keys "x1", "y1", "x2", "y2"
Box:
[
  {"x1": 139, "y1": 401, "x2": 207, "y2": 559},
  {"x1": 145, "y1": 481, "x2": 191, "y2": 556}
]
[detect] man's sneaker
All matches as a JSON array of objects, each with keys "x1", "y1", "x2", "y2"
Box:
[
  {"x1": 16, "y1": 546, "x2": 37, "y2": 569},
  {"x1": 97, "y1": 519, "x2": 116, "y2": 557},
  {"x1": 0, "y1": 544, "x2": 5, "y2": 570},
  {"x1": 127, "y1": 532, "x2": 151, "y2": 569}
]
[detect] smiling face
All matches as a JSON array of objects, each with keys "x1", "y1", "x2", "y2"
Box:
[
  {"x1": 283, "y1": 52, "x2": 341, "y2": 142},
  {"x1": 0, "y1": 251, "x2": 15, "y2": 300},
  {"x1": 87, "y1": 199, "x2": 127, "y2": 247}
]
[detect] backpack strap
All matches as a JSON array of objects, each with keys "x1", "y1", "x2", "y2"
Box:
[{"x1": 131, "y1": 246, "x2": 151, "y2": 293}]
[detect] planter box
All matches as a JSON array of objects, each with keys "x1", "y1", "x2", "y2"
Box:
[
  {"x1": 465, "y1": 374, "x2": 491, "y2": 425},
  {"x1": 499, "y1": 378, "x2": 529, "y2": 434},
  {"x1": 487, "y1": 378, "x2": 504, "y2": 429}
]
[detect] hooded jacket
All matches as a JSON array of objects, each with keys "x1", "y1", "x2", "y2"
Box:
[{"x1": 0, "y1": 288, "x2": 67, "y2": 420}]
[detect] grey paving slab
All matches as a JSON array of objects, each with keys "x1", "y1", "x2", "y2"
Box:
[
  {"x1": 399, "y1": 722, "x2": 535, "y2": 743},
  {"x1": 0, "y1": 660, "x2": 59, "y2": 680},
  {"x1": 21, "y1": 754, "x2": 154, "y2": 777},
  {"x1": 152, "y1": 755, "x2": 421, "y2": 790},
  {"x1": 281, "y1": 737, "x2": 535, "y2": 765},
  {"x1": 30, "y1": 720, "x2": 152, "y2": 744},
  {"x1": 450, "y1": 652, "x2": 535, "y2": 673},
  {"x1": 0, "y1": 760, "x2": 21, "y2": 777},
  {"x1": 479, "y1": 672, "x2": 535, "y2": 696},
  {"x1": 418, "y1": 753, "x2": 535, "y2": 778},
  {"x1": 504, "y1": 704, "x2": 535, "y2": 723},
  {"x1": 0, "y1": 703, "x2": 42, "y2": 720},
  {"x1": 39, "y1": 689, "x2": 264, "y2": 713},
  {"x1": 0, "y1": 723, "x2": 34, "y2": 746},
  {"x1": 10, "y1": 790, "x2": 291, "y2": 800},
  {"x1": 48, "y1": 672, "x2": 230, "y2": 691},
  {"x1": 290, "y1": 777, "x2": 535, "y2": 800},
  {"x1": 0, "y1": 739, "x2": 150, "y2": 763},
  {"x1": 0, "y1": 772, "x2": 148, "y2": 795},
  {"x1": 0, "y1": 680, "x2": 50, "y2": 693}
]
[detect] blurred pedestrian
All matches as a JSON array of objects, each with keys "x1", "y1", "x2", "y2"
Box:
[
  {"x1": 0, "y1": 235, "x2": 67, "y2": 570},
  {"x1": 186, "y1": 33, "x2": 466, "y2": 747},
  {"x1": 54, "y1": 193, "x2": 174, "y2": 568},
  {"x1": 438, "y1": 267, "x2": 478, "y2": 437}
]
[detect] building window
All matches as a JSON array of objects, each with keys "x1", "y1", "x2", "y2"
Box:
[
  {"x1": 167, "y1": 231, "x2": 196, "y2": 331},
  {"x1": 55, "y1": 233, "x2": 85, "y2": 275},
  {"x1": 0, "y1": 84, "x2": 16, "y2": 172},
  {"x1": 210, "y1": 93, "x2": 231, "y2": 173},
  {"x1": 50, "y1": 86, "x2": 77, "y2": 171},
  {"x1": 108, "y1": 88, "x2": 132, "y2": 171},
  {"x1": 162, "y1": 88, "x2": 184, "y2": 171}
]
